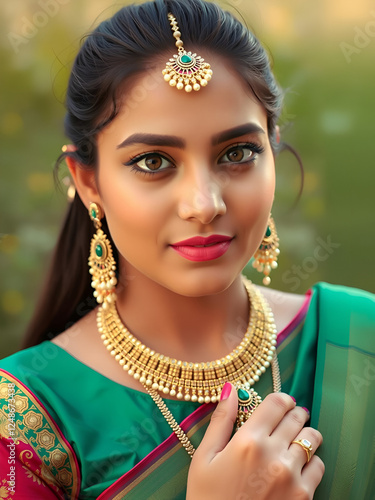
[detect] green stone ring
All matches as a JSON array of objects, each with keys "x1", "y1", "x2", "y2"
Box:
[{"x1": 237, "y1": 388, "x2": 252, "y2": 405}]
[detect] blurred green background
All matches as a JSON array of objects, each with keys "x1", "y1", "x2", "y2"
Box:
[{"x1": 1, "y1": 0, "x2": 374, "y2": 358}]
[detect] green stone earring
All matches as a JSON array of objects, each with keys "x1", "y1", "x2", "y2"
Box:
[
  {"x1": 252, "y1": 215, "x2": 280, "y2": 286},
  {"x1": 88, "y1": 202, "x2": 117, "y2": 309}
]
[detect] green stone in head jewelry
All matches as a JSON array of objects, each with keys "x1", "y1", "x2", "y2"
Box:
[{"x1": 162, "y1": 12, "x2": 213, "y2": 92}]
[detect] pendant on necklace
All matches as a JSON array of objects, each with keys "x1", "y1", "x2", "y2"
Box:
[{"x1": 235, "y1": 384, "x2": 263, "y2": 431}]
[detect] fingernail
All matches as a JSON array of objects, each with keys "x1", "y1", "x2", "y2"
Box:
[
  {"x1": 220, "y1": 382, "x2": 232, "y2": 401},
  {"x1": 302, "y1": 407, "x2": 310, "y2": 416},
  {"x1": 290, "y1": 396, "x2": 296, "y2": 403}
]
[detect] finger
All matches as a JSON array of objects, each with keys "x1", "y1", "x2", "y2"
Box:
[
  {"x1": 272, "y1": 406, "x2": 310, "y2": 443},
  {"x1": 288, "y1": 427, "x2": 323, "y2": 468},
  {"x1": 196, "y1": 382, "x2": 238, "y2": 460},
  {"x1": 240, "y1": 392, "x2": 296, "y2": 436},
  {"x1": 301, "y1": 455, "x2": 325, "y2": 490}
]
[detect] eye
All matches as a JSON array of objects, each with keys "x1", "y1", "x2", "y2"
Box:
[
  {"x1": 219, "y1": 143, "x2": 264, "y2": 164},
  {"x1": 125, "y1": 153, "x2": 174, "y2": 174}
]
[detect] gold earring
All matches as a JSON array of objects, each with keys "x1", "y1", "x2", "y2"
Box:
[
  {"x1": 88, "y1": 203, "x2": 117, "y2": 309},
  {"x1": 252, "y1": 216, "x2": 280, "y2": 286}
]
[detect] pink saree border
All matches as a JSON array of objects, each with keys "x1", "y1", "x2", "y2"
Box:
[
  {"x1": 97, "y1": 402, "x2": 215, "y2": 499},
  {"x1": 0, "y1": 368, "x2": 82, "y2": 498},
  {"x1": 277, "y1": 290, "x2": 312, "y2": 345}
]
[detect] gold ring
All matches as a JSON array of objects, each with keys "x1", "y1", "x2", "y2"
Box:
[{"x1": 291, "y1": 438, "x2": 313, "y2": 463}]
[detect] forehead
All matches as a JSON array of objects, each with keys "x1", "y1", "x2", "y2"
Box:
[{"x1": 100, "y1": 55, "x2": 268, "y2": 145}]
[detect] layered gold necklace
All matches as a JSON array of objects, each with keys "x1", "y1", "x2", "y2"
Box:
[{"x1": 97, "y1": 276, "x2": 281, "y2": 456}]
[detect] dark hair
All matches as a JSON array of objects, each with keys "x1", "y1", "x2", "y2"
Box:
[{"x1": 23, "y1": 0, "x2": 285, "y2": 348}]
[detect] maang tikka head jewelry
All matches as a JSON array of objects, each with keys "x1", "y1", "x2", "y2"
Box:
[
  {"x1": 252, "y1": 215, "x2": 280, "y2": 286},
  {"x1": 88, "y1": 202, "x2": 117, "y2": 309},
  {"x1": 162, "y1": 12, "x2": 213, "y2": 92}
]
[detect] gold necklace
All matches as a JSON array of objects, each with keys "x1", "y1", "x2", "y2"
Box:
[{"x1": 97, "y1": 276, "x2": 281, "y2": 455}]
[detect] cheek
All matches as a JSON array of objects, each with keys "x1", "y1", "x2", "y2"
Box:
[
  {"x1": 227, "y1": 160, "x2": 275, "y2": 217},
  {"x1": 98, "y1": 169, "x2": 170, "y2": 258},
  {"x1": 226, "y1": 160, "x2": 275, "y2": 253}
]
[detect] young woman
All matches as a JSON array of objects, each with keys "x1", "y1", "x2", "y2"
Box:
[{"x1": 0, "y1": 1, "x2": 374, "y2": 498}]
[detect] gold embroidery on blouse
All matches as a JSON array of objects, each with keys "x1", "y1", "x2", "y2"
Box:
[
  {"x1": 0, "y1": 370, "x2": 80, "y2": 498},
  {"x1": 0, "y1": 479, "x2": 15, "y2": 498}
]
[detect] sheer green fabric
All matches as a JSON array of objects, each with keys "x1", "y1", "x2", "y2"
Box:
[
  {"x1": 0, "y1": 282, "x2": 374, "y2": 499},
  {"x1": 309, "y1": 283, "x2": 375, "y2": 499}
]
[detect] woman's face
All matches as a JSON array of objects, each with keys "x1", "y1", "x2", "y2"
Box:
[{"x1": 95, "y1": 55, "x2": 276, "y2": 296}]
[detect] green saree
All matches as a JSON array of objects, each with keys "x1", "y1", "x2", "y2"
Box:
[{"x1": 0, "y1": 282, "x2": 374, "y2": 499}]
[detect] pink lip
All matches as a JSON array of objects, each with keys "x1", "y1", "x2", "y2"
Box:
[
  {"x1": 172, "y1": 235, "x2": 233, "y2": 246},
  {"x1": 170, "y1": 235, "x2": 234, "y2": 262}
]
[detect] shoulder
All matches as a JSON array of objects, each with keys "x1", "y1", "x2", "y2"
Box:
[
  {"x1": 255, "y1": 281, "x2": 375, "y2": 339},
  {"x1": 0, "y1": 342, "x2": 69, "y2": 415},
  {"x1": 0, "y1": 341, "x2": 80, "y2": 414},
  {"x1": 0, "y1": 342, "x2": 82, "y2": 440},
  {"x1": 254, "y1": 284, "x2": 307, "y2": 334},
  {"x1": 307, "y1": 282, "x2": 375, "y2": 353},
  {"x1": 312, "y1": 281, "x2": 375, "y2": 302},
  {"x1": 0, "y1": 344, "x2": 65, "y2": 435},
  {"x1": 311, "y1": 281, "x2": 375, "y2": 321},
  {"x1": 50, "y1": 306, "x2": 99, "y2": 360},
  {"x1": 0, "y1": 344, "x2": 58, "y2": 414},
  {"x1": 0, "y1": 342, "x2": 57, "y2": 382}
]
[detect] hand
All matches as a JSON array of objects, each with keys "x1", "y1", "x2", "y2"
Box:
[{"x1": 186, "y1": 384, "x2": 324, "y2": 500}]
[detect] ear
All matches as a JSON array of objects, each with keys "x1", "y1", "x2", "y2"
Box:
[
  {"x1": 275, "y1": 125, "x2": 280, "y2": 144},
  {"x1": 65, "y1": 155, "x2": 102, "y2": 211}
]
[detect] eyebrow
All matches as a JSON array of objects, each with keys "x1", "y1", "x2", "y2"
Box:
[
  {"x1": 117, "y1": 133, "x2": 185, "y2": 150},
  {"x1": 116, "y1": 123, "x2": 265, "y2": 150},
  {"x1": 212, "y1": 123, "x2": 265, "y2": 145}
]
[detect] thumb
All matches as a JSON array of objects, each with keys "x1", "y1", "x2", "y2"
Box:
[{"x1": 197, "y1": 382, "x2": 238, "y2": 460}]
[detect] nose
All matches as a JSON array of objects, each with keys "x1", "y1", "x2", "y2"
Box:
[{"x1": 177, "y1": 170, "x2": 227, "y2": 224}]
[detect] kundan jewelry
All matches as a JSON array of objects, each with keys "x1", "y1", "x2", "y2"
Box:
[
  {"x1": 96, "y1": 275, "x2": 281, "y2": 453},
  {"x1": 162, "y1": 12, "x2": 213, "y2": 92},
  {"x1": 88, "y1": 203, "x2": 117, "y2": 309},
  {"x1": 252, "y1": 215, "x2": 280, "y2": 286}
]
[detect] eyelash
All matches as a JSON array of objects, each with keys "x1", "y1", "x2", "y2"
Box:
[{"x1": 125, "y1": 142, "x2": 265, "y2": 177}]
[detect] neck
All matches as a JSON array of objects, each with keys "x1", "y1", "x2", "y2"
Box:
[{"x1": 115, "y1": 267, "x2": 249, "y2": 362}]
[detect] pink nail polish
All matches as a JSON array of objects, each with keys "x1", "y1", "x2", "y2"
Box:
[
  {"x1": 290, "y1": 396, "x2": 296, "y2": 403},
  {"x1": 220, "y1": 382, "x2": 232, "y2": 401},
  {"x1": 302, "y1": 407, "x2": 310, "y2": 416}
]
